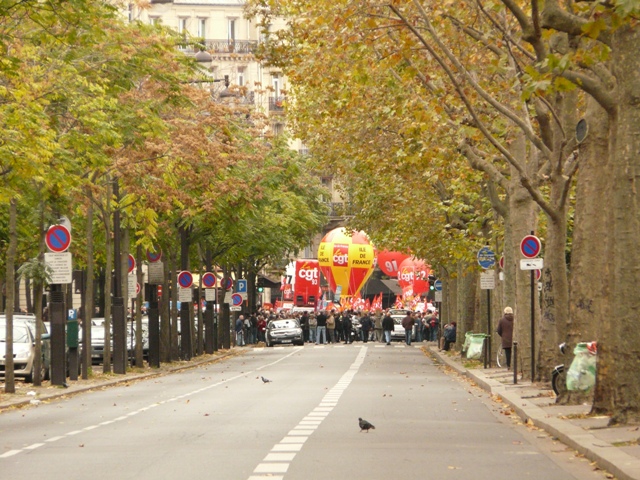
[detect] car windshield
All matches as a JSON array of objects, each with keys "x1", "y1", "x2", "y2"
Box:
[
  {"x1": 389, "y1": 309, "x2": 409, "y2": 316},
  {"x1": 0, "y1": 324, "x2": 31, "y2": 343},
  {"x1": 270, "y1": 319, "x2": 299, "y2": 329}
]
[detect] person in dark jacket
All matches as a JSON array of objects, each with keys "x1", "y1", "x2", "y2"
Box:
[
  {"x1": 360, "y1": 313, "x2": 373, "y2": 343},
  {"x1": 401, "y1": 312, "x2": 415, "y2": 346},
  {"x1": 342, "y1": 314, "x2": 353, "y2": 344},
  {"x1": 443, "y1": 322, "x2": 457, "y2": 351},
  {"x1": 497, "y1": 306, "x2": 515, "y2": 368},
  {"x1": 382, "y1": 311, "x2": 394, "y2": 345}
]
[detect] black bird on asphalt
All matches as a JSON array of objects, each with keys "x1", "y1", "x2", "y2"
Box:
[
  {"x1": 261, "y1": 376, "x2": 272, "y2": 383},
  {"x1": 358, "y1": 417, "x2": 375, "y2": 432}
]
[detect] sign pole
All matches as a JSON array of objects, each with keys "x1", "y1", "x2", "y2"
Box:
[
  {"x1": 487, "y1": 288, "x2": 491, "y2": 368},
  {"x1": 530, "y1": 268, "x2": 535, "y2": 381}
]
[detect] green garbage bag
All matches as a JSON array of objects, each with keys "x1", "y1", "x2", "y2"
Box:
[
  {"x1": 466, "y1": 334, "x2": 487, "y2": 360},
  {"x1": 566, "y1": 342, "x2": 597, "y2": 392}
]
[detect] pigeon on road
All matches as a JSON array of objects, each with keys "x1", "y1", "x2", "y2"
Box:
[
  {"x1": 358, "y1": 417, "x2": 375, "y2": 432},
  {"x1": 261, "y1": 376, "x2": 272, "y2": 383}
]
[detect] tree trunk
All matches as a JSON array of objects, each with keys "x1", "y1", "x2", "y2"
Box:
[
  {"x1": 83, "y1": 187, "x2": 95, "y2": 379},
  {"x1": 595, "y1": 25, "x2": 640, "y2": 424},
  {"x1": 4, "y1": 198, "x2": 18, "y2": 393},
  {"x1": 103, "y1": 180, "x2": 113, "y2": 373}
]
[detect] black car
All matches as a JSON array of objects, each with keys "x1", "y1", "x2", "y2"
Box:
[{"x1": 265, "y1": 318, "x2": 304, "y2": 347}]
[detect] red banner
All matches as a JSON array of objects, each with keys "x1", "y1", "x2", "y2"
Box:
[{"x1": 294, "y1": 259, "x2": 321, "y2": 307}]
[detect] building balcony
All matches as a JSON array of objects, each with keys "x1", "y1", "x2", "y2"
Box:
[
  {"x1": 269, "y1": 96, "x2": 286, "y2": 112},
  {"x1": 200, "y1": 39, "x2": 258, "y2": 55}
]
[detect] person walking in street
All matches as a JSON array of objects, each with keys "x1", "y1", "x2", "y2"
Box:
[
  {"x1": 360, "y1": 312, "x2": 373, "y2": 343},
  {"x1": 316, "y1": 309, "x2": 327, "y2": 344},
  {"x1": 382, "y1": 310, "x2": 394, "y2": 345},
  {"x1": 373, "y1": 310, "x2": 383, "y2": 342},
  {"x1": 343, "y1": 313, "x2": 353, "y2": 344},
  {"x1": 401, "y1": 311, "x2": 415, "y2": 346},
  {"x1": 326, "y1": 310, "x2": 336, "y2": 343},
  {"x1": 429, "y1": 311, "x2": 439, "y2": 342},
  {"x1": 497, "y1": 307, "x2": 515, "y2": 369},
  {"x1": 235, "y1": 315, "x2": 246, "y2": 346},
  {"x1": 300, "y1": 312, "x2": 310, "y2": 343},
  {"x1": 308, "y1": 313, "x2": 317, "y2": 343}
]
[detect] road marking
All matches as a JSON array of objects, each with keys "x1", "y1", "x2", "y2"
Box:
[
  {"x1": 0, "y1": 348, "x2": 302, "y2": 460},
  {"x1": 249, "y1": 346, "x2": 367, "y2": 480}
]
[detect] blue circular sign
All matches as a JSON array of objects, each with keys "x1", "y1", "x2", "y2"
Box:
[
  {"x1": 434, "y1": 279, "x2": 443, "y2": 292},
  {"x1": 45, "y1": 224, "x2": 71, "y2": 253},
  {"x1": 477, "y1": 247, "x2": 496, "y2": 269},
  {"x1": 231, "y1": 293, "x2": 243, "y2": 306},
  {"x1": 202, "y1": 272, "x2": 217, "y2": 288}
]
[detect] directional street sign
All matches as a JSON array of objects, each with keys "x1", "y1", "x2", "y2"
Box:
[
  {"x1": 520, "y1": 258, "x2": 544, "y2": 270},
  {"x1": 520, "y1": 235, "x2": 542, "y2": 258},
  {"x1": 45, "y1": 224, "x2": 72, "y2": 253},
  {"x1": 477, "y1": 246, "x2": 496, "y2": 269},
  {"x1": 177, "y1": 271, "x2": 193, "y2": 289},
  {"x1": 434, "y1": 279, "x2": 443, "y2": 292}
]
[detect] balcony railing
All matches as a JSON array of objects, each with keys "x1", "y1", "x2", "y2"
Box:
[
  {"x1": 269, "y1": 96, "x2": 286, "y2": 112},
  {"x1": 200, "y1": 39, "x2": 258, "y2": 55}
]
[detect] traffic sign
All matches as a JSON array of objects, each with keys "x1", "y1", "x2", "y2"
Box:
[
  {"x1": 128, "y1": 254, "x2": 136, "y2": 274},
  {"x1": 231, "y1": 293, "x2": 243, "y2": 306},
  {"x1": 236, "y1": 279, "x2": 247, "y2": 293},
  {"x1": 222, "y1": 277, "x2": 233, "y2": 290},
  {"x1": 520, "y1": 258, "x2": 544, "y2": 270},
  {"x1": 520, "y1": 235, "x2": 542, "y2": 258},
  {"x1": 202, "y1": 272, "x2": 217, "y2": 289},
  {"x1": 433, "y1": 279, "x2": 443, "y2": 292},
  {"x1": 499, "y1": 255, "x2": 504, "y2": 270},
  {"x1": 480, "y1": 270, "x2": 496, "y2": 290},
  {"x1": 178, "y1": 271, "x2": 194, "y2": 289},
  {"x1": 477, "y1": 246, "x2": 496, "y2": 269},
  {"x1": 146, "y1": 248, "x2": 162, "y2": 263},
  {"x1": 45, "y1": 224, "x2": 72, "y2": 253}
]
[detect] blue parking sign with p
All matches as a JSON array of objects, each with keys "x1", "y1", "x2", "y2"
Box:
[{"x1": 236, "y1": 279, "x2": 247, "y2": 293}]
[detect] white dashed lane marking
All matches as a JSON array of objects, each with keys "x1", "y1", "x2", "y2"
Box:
[{"x1": 249, "y1": 346, "x2": 367, "y2": 479}]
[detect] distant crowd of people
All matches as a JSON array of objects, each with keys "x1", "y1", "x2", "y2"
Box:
[{"x1": 234, "y1": 308, "x2": 447, "y2": 347}]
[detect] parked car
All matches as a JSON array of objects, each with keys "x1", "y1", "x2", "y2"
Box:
[
  {"x1": 0, "y1": 319, "x2": 44, "y2": 382},
  {"x1": 265, "y1": 318, "x2": 304, "y2": 347}
]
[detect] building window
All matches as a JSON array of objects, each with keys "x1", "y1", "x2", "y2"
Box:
[
  {"x1": 272, "y1": 75, "x2": 280, "y2": 98},
  {"x1": 198, "y1": 18, "x2": 206, "y2": 39},
  {"x1": 228, "y1": 18, "x2": 236, "y2": 41},
  {"x1": 272, "y1": 123, "x2": 285, "y2": 136},
  {"x1": 149, "y1": 16, "x2": 160, "y2": 26},
  {"x1": 237, "y1": 68, "x2": 245, "y2": 87},
  {"x1": 178, "y1": 17, "x2": 188, "y2": 34}
]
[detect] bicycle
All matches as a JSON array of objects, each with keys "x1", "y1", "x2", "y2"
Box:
[
  {"x1": 552, "y1": 341, "x2": 597, "y2": 396},
  {"x1": 496, "y1": 345, "x2": 505, "y2": 368}
]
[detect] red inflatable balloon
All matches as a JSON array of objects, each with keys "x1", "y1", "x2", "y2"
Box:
[
  {"x1": 377, "y1": 250, "x2": 410, "y2": 276},
  {"x1": 397, "y1": 257, "x2": 432, "y2": 295}
]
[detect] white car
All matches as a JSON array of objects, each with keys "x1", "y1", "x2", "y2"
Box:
[
  {"x1": 388, "y1": 309, "x2": 415, "y2": 341},
  {"x1": 0, "y1": 320, "x2": 43, "y2": 382}
]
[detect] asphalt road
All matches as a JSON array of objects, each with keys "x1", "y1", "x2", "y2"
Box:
[{"x1": 0, "y1": 344, "x2": 609, "y2": 479}]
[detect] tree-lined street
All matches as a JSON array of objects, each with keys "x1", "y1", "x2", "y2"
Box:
[{"x1": 0, "y1": 346, "x2": 611, "y2": 479}]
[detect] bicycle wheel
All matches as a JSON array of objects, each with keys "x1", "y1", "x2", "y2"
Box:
[
  {"x1": 496, "y1": 346, "x2": 505, "y2": 368},
  {"x1": 552, "y1": 366, "x2": 566, "y2": 396}
]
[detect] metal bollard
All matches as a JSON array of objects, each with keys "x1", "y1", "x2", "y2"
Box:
[
  {"x1": 483, "y1": 337, "x2": 488, "y2": 369},
  {"x1": 513, "y1": 341, "x2": 518, "y2": 384}
]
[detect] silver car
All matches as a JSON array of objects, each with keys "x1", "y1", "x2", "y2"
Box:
[
  {"x1": 0, "y1": 321, "x2": 43, "y2": 382},
  {"x1": 265, "y1": 318, "x2": 304, "y2": 347}
]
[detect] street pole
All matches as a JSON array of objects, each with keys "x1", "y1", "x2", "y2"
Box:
[
  {"x1": 179, "y1": 225, "x2": 192, "y2": 360},
  {"x1": 486, "y1": 289, "x2": 491, "y2": 368},
  {"x1": 49, "y1": 288, "x2": 66, "y2": 386},
  {"x1": 530, "y1": 268, "x2": 535, "y2": 381},
  {"x1": 147, "y1": 283, "x2": 160, "y2": 368},
  {"x1": 112, "y1": 179, "x2": 126, "y2": 374}
]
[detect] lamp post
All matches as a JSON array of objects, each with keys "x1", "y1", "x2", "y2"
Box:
[{"x1": 112, "y1": 179, "x2": 127, "y2": 374}]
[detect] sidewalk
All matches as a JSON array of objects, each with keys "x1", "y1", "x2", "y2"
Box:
[
  {"x1": 430, "y1": 346, "x2": 640, "y2": 480},
  {"x1": 0, "y1": 350, "x2": 237, "y2": 413}
]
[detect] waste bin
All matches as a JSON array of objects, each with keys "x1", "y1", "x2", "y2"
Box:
[{"x1": 464, "y1": 333, "x2": 488, "y2": 360}]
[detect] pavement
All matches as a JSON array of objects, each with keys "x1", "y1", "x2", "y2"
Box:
[
  {"x1": 1, "y1": 344, "x2": 639, "y2": 480},
  {"x1": 429, "y1": 345, "x2": 640, "y2": 480}
]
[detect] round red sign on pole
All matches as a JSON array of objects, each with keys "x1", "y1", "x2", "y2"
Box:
[
  {"x1": 223, "y1": 277, "x2": 233, "y2": 290},
  {"x1": 231, "y1": 293, "x2": 243, "y2": 306},
  {"x1": 178, "y1": 271, "x2": 193, "y2": 289},
  {"x1": 128, "y1": 254, "x2": 136, "y2": 274},
  {"x1": 45, "y1": 224, "x2": 72, "y2": 253},
  {"x1": 520, "y1": 235, "x2": 542, "y2": 258},
  {"x1": 202, "y1": 272, "x2": 217, "y2": 289},
  {"x1": 499, "y1": 255, "x2": 505, "y2": 270},
  {"x1": 146, "y1": 248, "x2": 162, "y2": 263}
]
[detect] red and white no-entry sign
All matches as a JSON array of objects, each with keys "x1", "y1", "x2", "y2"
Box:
[{"x1": 45, "y1": 224, "x2": 71, "y2": 253}]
